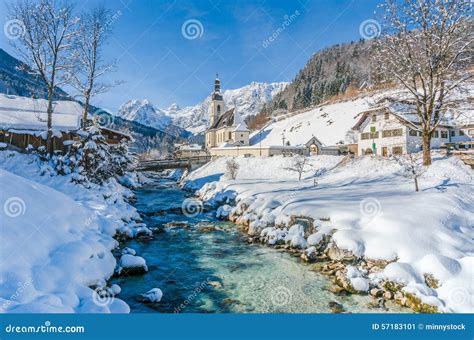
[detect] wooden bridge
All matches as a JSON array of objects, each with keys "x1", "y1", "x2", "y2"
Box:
[{"x1": 136, "y1": 156, "x2": 212, "y2": 171}]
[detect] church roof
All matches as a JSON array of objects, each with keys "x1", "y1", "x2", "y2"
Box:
[
  {"x1": 233, "y1": 123, "x2": 249, "y2": 132},
  {"x1": 210, "y1": 108, "x2": 235, "y2": 129}
]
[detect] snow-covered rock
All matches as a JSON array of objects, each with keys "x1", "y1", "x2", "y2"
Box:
[
  {"x1": 141, "y1": 288, "x2": 163, "y2": 303},
  {"x1": 121, "y1": 247, "x2": 137, "y2": 256},
  {"x1": 216, "y1": 204, "x2": 232, "y2": 219},
  {"x1": 0, "y1": 168, "x2": 129, "y2": 313},
  {"x1": 184, "y1": 153, "x2": 474, "y2": 312},
  {"x1": 117, "y1": 254, "x2": 148, "y2": 275}
]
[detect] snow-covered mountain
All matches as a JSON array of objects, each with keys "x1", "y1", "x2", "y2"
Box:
[
  {"x1": 164, "y1": 81, "x2": 289, "y2": 134},
  {"x1": 115, "y1": 99, "x2": 172, "y2": 131}
]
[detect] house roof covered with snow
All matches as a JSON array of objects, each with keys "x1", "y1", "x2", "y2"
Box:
[
  {"x1": 351, "y1": 97, "x2": 471, "y2": 131},
  {"x1": 0, "y1": 94, "x2": 84, "y2": 132},
  {"x1": 250, "y1": 97, "x2": 374, "y2": 147}
]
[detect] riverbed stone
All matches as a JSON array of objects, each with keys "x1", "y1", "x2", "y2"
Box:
[
  {"x1": 328, "y1": 301, "x2": 345, "y2": 313},
  {"x1": 164, "y1": 221, "x2": 189, "y2": 228},
  {"x1": 370, "y1": 288, "x2": 383, "y2": 298},
  {"x1": 326, "y1": 244, "x2": 358, "y2": 263},
  {"x1": 197, "y1": 225, "x2": 217, "y2": 232},
  {"x1": 383, "y1": 291, "x2": 393, "y2": 300},
  {"x1": 424, "y1": 273, "x2": 440, "y2": 289}
]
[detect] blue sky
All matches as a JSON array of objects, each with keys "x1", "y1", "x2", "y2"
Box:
[{"x1": 1, "y1": 0, "x2": 380, "y2": 112}]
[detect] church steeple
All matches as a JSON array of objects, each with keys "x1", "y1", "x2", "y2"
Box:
[
  {"x1": 208, "y1": 73, "x2": 225, "y2": 128},
  {"x1": 214, "y1": 73, "x2": 221, "y2": 93}
]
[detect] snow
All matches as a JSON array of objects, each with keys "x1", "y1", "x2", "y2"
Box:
[
  {"x1": 250, "y1": 96, "x2": 375, "y2": 147},
  {"x1": 0, "y1": 93, "x2": 84, "y2": 131},
  {"x1": 250, "y1": 83, "x2": 474, "y2": 148},
  {"x1": 164, "y1": 82, "x2": 288, "y2": 134},
  {"x1": 184, "y1": 153, "x2": 474, "y2": 312},
  {"x1": 0, "y1": 151, "x2": 144, "y2": 313},
  {"x1": 216, "y1": 204, "x2": 232, "y2": 219},
  {"x1": 141, "y1": 288, "x2": 163, "y2": 303},
  {"x1": 115, "y1": 99, "x2": 172, "y2": 132},
  {"x1": 0, "y1": 168, "x2": 128, "y2": 313},
  {"x1": 119, "y1": 254, "x2": 148, "y2": 271},
  {"x1": 346, "y1": 266, "x2": 370, "y2": 292}
]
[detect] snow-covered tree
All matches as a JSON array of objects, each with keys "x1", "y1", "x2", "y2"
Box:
[
  {"x1": 225, "y1": 158, "x2": 239, "y2": 180},
  {"x1": 286, "y1": 155, "x2": 311, "y2": 181},
  {"x1": 393, "y1": 152, "x2": 425, "y2": 192},
  {"x1": 49, "y1": 126, "x2": 134, "y2": 184},
  {"x1": 70, "y1": 6, "x2": 117, "y2": 129},
  {"x1": 8, "y1": 0, "x2": 78, "y2": 153},
  {"x1": 373, "y1": 0, "x2": 473, "y2": 166}
]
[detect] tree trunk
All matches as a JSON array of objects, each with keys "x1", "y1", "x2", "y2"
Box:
[
  {"x1": 414, "y1": 177, "x2": 419, "y2": 192},
  {"x1": 46, "y1": 86, "x2": 54, "y2": 154},
  {"x1": 422, "y1": 131, "x2": 432, "y2": 166},
  {"x1": 82, "y1": 94, "x2": 90, "y2": 130}
]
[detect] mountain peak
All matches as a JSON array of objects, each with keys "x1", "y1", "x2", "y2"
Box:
[
  {"x1": 116, "y1": 99, "x2": 171, "y2": 131},
  {"x1": 164, "y1": 81, "x2": 289, "y2": 135}
]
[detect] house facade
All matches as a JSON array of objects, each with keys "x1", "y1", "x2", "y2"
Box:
[
  {"x1": 352, "y1": 107, "x2": 472, "y2": 156},
  {"x1": 205, "y1": 76, "x2": 250, "y2": 150},
  {"x1": 0, "y1": 94, "x2": 130, "y2": 152},
  {"x1": 174, "y1": 143, "x2": 208, "y2": 158}
]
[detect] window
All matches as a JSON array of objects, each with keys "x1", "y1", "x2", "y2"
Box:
[
  {"x1": 433, "y1": 130, "x2": 439, "y2": 138},
  {"x1": 241, "y1": 134, "x2": 244, "y2": 137},
  {"x1": 450, "y1": 130, "x2": 455, "y2": 137},
  {"x1": 362, "y1": 132, "x2": 379, "y2": 140},
  {"x1": 372, "y1": 114, "x2": 377, "y2": 122},
  {"x1": 217, "y1": 105, "x2": 221, "y2": 114},
  {"x1": 384, "y1": 112, "x2": 390, "y2": 120},
  {"x1": 382, "y1": 129, "x2": 403, "y2": 138},
  {"x1": 392, "y1": 146, "x2": 403, "y2": 155},
  {"x1": 229, "y1": 132, "x2": 232, "y2": 140},
  {"x1": 441, "y1": 130, "x2": 448, "y2": 139},
  {"x1": 409, "y1": 129, "x2": 418, "y2": 136},
  {"x1": 469, "y1": 129, "x2": 474, "y2": 136},
  {"x1": 460, "y1": 130, "x2": 465, "y2": 136}
]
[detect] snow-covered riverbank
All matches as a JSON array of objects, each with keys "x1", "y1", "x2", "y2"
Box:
[
  {"x1": 0, "y1": 151, "x2": 148, "y2": 313},
  {"x1": 183, "y1": 154, "x2": 474, "y2": 313}
]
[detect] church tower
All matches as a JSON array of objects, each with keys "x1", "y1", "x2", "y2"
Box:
[{"x1": 208, "y1": 74, "x2": 225, "y2": 127}]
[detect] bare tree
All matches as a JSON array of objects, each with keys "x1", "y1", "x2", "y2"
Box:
[
  {"x1": 286, "y1": 155, "x2": 311, "y2": 181},
  {"x1": 394, "y1": 153, "x2": 425, "y2": 192},
  {"x1": 225, "y1": 158, "x2": 239, "y2": 180},
  {"x1": 70, "y1": 6, "x2": 117, "y2": 129},
  {"x1": 9, "y1": 0, "x2": 78, "y2": 153},
  {"x1": 373, "y1": 0, "x2": 473, "y2": 166}
]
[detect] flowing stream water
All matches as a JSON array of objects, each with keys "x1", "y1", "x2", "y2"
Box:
[{"x1": 114, "y1": 177, "x2": 402, "y2": 313}]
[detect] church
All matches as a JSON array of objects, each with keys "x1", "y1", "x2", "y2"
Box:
[{"x1": 205, "y1": 75, "x2": 250, "y2": 149}]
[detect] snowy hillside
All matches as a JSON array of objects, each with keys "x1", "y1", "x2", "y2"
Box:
[
  {"x1": 0, "y1": 150, "x2": 145, "y2": 312},
  {"x1": 251, "y1": 84, "x2": 474, "y2": 148},
  {"x1": 164, "y1": 81, "x2": 288, "y2": 134},
  {"x1": 251, "y1": 93, "x2": 379, "y2": 147}
]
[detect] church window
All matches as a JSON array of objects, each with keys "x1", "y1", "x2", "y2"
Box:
[{"x1": 217, "y1": 105, "x2": 221, "y2": 114}]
